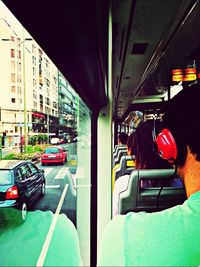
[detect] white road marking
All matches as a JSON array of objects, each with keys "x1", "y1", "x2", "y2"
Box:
[
  {"x1": 54, "y1": 167, "x2": 69, "y2": 179},
  {"x1": 44, "y1": 168, "x2": 54, "y2": 176},
  {"x1": 45, "y1": 185, "x2": 60, "y2": 189},
  {"x1": 36, "y1": 184, "x2": 69, "y2": 267}
]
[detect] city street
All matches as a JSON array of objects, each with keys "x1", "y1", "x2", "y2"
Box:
[
  {"x1": 0, "y1": 160, "x2": 78, "y2": 266},
  {"x1": 30, "y1": 162, "x2": 77, "y2": 225}
]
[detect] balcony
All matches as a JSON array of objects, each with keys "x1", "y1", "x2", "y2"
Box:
[{"x1": 59, "y1": 87, "x2": 68, "y2": 96}]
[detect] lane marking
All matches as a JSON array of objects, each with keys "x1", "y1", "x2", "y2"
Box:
[
  {"x1": 54, "y1": 167, "x2": 69, "y2": 179},
  {"x1": 36, "y1": 184, "x2": 69, "y2": 267},
  {"x1": 45, "y1": 185, "x2": 60, "y2": 189},
  {"x1": 44, "y1": 168, "x2": 54, "y2": 176}
]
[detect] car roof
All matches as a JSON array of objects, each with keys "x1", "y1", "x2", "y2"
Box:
[
  {"x1": 0, "y1": 160, "x2": 26, "y2": 170},
  {"x1": 44, "y1": 146, "x2": 63, "y2": 150}
]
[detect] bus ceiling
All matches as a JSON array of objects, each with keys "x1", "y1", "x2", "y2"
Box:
[{"x1": 3, "y1": 0, "x2": 199, "y2": 119}]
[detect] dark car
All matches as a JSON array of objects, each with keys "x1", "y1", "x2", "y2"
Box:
[
  {"x1": 0, "y1": 160, "x2": 45, "y2": 223},
  {"x1": 41, "y1": 146, "x2": 67, "y2": 165}
]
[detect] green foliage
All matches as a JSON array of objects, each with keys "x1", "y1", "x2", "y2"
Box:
[
  {"x1": 29, "y1": 136, "x2": 37, "y2": 146},
  {"x1": 37, "y1": 134, "x2": 48, "y2": 144},
  {"x1": 2, "y1": 143, "x2": 50, "y2": 161},
  {"x1": 3, "y1": 152, "x2": 41, "y2": 161},
  {"x1": 2, "y1": 153, "x2": 15, "y2": 160},
  {"x1": 28, "y1": 134, "x2": 48, "y2": 145}
]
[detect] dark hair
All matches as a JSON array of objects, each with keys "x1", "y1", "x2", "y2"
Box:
[
  {"x1": 161, "y1": 84, "x2": 200, "y2": 166},
  {"x1": 134, "y1": 120, "x2": 171, "y2": 169},
  {"x1": 126, "y1": 132, "x2": 135, "y2": 155},
  {"x1": 118, "y1": 132, "x2": 128, "y2": 145}
]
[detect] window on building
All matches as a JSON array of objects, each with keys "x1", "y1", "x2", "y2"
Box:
[
  {"x1": 32, "y1": 44, "x2": 36, "y2": 54},
  {"x1": 33, "y1": 79, "x2": 36, "y2": 88},
  {"x1": 17, "y1": 38, "x2": 21, "y2": 47},
  {"x1": 32, "y1": 56, "x2": 36, "y2": 65},
  {"x1": 11, "y1": 49, "x2": 15, "y2": 58},
  {"x1": 11, "y1": 74, "x2": 15, "y2": 83},
  {"x1": 11, "y1": 61, "x2": 15, "y2": 71},
  {"x1": 33, "y1": 67, "x2": 36, "y2": 76},
  {"x1": 15, "y1": 126, "x2": 18, "y2": 133},
  {"x1": 39, "y1": 94, "x2": 43, "y2": 103},
  {"x1": 17, "y1": 87, "x2": 22, "y2": 94},
  {"x1": 17, "y1": 75, "x2": 21, "y2": 83},
  {"x1": 11, "y1": 98, "x2": 16, "y2": 103},
  {"x1": 40, "y1": 104, "x2": 43, "y2": 113},
  {"x1": 11, "y1": 36, "x2": 15, "y2": 42},
  {"x1": 11, "y1": 86, "x2": 16, "y2": 93},
  {"x1": 17, "y1": 62, "x2": 21, "y2": 71},
  {"x1": 33, "y1": 101, "x2": 37, "y2": 110},
  {"x1": 18, "y1": 50, "x2": 21, "y2": 59}
]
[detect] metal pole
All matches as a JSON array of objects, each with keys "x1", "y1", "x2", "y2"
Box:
[
  {"x1": 0, "y1": 107, "x2": 2, "y2": 159},
  {"x1": 20, "y1": 126, "x2": 23, "y2": 153},
  {"x1": 22, "y1": 28, "x2": 27, "y2": 153},
  {"x1": 0, "y1": 135, "x2": 2, "y2": 160},
  {"x1": 47, "y1": 112, "x2": 49, "y2": 144}
]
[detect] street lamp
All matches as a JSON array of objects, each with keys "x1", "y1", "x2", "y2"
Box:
[{"x1": 21, "y1": 31, "x2": 33, "y2": 153}]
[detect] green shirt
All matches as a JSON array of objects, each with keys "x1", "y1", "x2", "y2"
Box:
[{"x1": 98, "y1": 191, "x2": 200, "y2": 266}]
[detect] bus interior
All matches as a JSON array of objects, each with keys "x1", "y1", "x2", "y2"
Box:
[{"x1": 1, "y1": 0, "x2": 200, "y2": 266}]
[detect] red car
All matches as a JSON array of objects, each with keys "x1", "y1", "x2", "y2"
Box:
[{"x1": 41, "y1": 146, "x2": 67, "y2": 165}]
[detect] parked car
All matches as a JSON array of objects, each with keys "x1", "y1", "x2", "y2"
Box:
[
  {"x1": 41, "y1": 146, "x2": 67, "y2": 165},
  {"x1": 0, "y1": 160, "x2": 45, "y2": 224},
  {"x1": 50, "y1": 137, "x2": 60, "y2": 145}
]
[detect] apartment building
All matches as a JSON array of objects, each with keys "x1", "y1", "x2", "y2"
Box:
[
  {"x1": 0, "y1": 18, "x2": 59, "y2": 147},
  {"x1": 58, "y1": 71, "x2": 77, "y2": 141}
]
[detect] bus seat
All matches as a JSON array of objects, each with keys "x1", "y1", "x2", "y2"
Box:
[
  {"x1": 115, "y1": 155, "x2": 136, "y2": 181},
  {"x1": 113, "y1": 146, "x2": 127, "y2": 165},
  {"x1": 119, "y1": 169, "x2": 187, "y2": 214},
  {"x1": 114, "y1": 149, "x2": 127, "y2": 166},
  {"x1": 112, "y1": 163, "x2": 120, "y2": 191},
  {"x1": 113, "y1": 144, "x2": 126, "y2": 155},
  {"x1": 112, "y1": 155, "x2": 135, "y2": 191}
]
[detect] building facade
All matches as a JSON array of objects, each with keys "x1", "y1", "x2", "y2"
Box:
[{"x1": 0, "y1": 16, "x2": 79, "y2": 147}]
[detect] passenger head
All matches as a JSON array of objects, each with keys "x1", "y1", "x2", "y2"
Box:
[
  {"x1": 126, "y1": 132, "x2": 135, "y2": 156},
  {"x1": 118, "y1": 132, "x2": 128, "y2": 145},
  {"x1": 159, "y1": 84, "x2": 200, "y2": 167},
  {"x1": 134, "y1": 120, "x2": 171, "y2": 169}
]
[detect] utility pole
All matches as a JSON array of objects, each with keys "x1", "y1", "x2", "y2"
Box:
[
  {"x1": 0, "y1": 107, "x2": 2, "y2": 159},
  {"x1": 47, "y1": 111, "x2": 50, "y2": 144},
  {"x1": 22, "y1": 28, "x2": 27, "y2": 153}
]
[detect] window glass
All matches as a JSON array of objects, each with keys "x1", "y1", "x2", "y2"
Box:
[
  {"x1": 74, "y1": 96, "x2": 91, "y2": 265},
  {"x1": 16, "y1": 168, "x2": 23, "y2": 181},
  {"x1": 0, "y1": 170, "x2": 12, "y2": 184},
  {"x1": 27, "y1": 163, "x2": 38, "y2": 175},
  {"x1": 44, "y1": 147, "x2": 60, "y2": 154},
  {"x1": 20, "y1": 164, "x2": 31, "y2": 178},
  {"x1": 0, "y1": 3, "x2": 91, "y2": 267}
]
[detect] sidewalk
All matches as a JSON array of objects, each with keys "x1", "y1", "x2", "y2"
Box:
[{"x1": 2, "y1": 146, "x2": 20, "y2": 158}]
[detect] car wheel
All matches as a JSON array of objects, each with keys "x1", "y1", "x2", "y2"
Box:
[
  {"x1": 41, "y1": 182, "x2": 45, "y2": 197},
  {"x1": 16, "y1": 202, "x2": 27, "y2": 224},
  {"x1": 42, "y1": 162, "x2": 46, "y2": 166}
]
